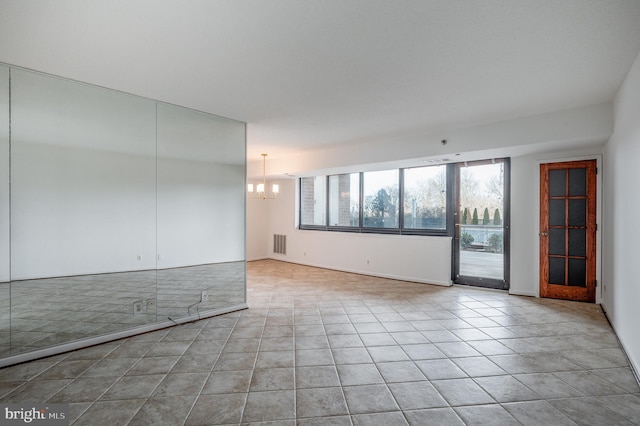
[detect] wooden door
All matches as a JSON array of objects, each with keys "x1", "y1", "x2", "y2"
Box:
[{"x1": 540, "y1": 160, "x2": 596, "y2": 302}]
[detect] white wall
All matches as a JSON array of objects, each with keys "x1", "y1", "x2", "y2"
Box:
[
  {"x1": 246, "y1": 195, "x2": 270, "y2": 261},
  {"x1": 602, "y1": 51, "x2": 640, "y2": 376},
  {"x1": 11, "y1": 144, "x2": 157, "y2": 280},
  {"x1": 157, "y1": 160, "x2": 245, "y2": 268}
]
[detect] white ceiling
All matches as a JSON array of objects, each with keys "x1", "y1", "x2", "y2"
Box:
[{"x1": 1, "y1": 0, "x2": 640, "y2": 163}]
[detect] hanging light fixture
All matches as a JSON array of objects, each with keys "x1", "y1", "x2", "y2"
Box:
[{"x1": 248, "y1": 153, "x2": 279, "y2": 199}]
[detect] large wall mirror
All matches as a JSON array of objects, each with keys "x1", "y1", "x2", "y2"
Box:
[{"x1": 0, "y1": 65, "x2": 246, "y2": 367}]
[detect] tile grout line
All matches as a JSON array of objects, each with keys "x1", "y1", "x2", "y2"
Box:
[{"x1": 173, "y1": 315, "x2": 236, "y2": 426}]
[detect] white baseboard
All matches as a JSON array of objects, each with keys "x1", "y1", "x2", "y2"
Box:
[{"x1": 264, "y1": 256, "x2": 452, "y2": 287}]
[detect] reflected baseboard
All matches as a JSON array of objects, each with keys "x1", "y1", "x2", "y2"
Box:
[{"x1": 0, "y1": 303, "x2": 248, "y2": 368}]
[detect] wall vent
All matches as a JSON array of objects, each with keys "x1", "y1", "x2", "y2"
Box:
[{"x1": 273, "y1": 234, "x2": 287, "y2": 255}]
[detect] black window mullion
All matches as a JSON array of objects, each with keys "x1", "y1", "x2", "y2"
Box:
[
  {"x1": 325, "y1": 175, "x2": 330, "y2": 229},
  {"x1": 399, "y1": 168, "x2": 405, "y2": 232},
  {"x1": 446, "y1": 163, "x2": 456, "y2": 238}
]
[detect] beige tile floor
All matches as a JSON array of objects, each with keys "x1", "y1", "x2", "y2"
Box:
[{"x1": 1, "y1": 259, "x2": 639, "y2": 425}]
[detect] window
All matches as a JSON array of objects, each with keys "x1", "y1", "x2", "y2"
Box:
[
  {"x1": 299, "y1": 163, "x2": 460, "y2": 235},
  {"x1": 329, "y1": 173, "x2": 360, "y2": 227},
  {"x1": 403, "y1": 165, "x2": 446, "y2": 231},
  {"x1": 300, "y1": 176, "x2": 326, "y2": 226},
  {"x1": 363, "y1": 170, "x2": 399, "y2": 229}
]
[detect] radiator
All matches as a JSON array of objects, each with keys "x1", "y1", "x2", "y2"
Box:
[{"x1": 273, "y1": 234, "x2": 287, "y2": 255}]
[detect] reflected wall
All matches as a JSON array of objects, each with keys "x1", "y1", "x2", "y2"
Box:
[
  {"x1": 0, "y1": 66, "x2": 246, "y2": 365},
  {"x1": 156, "y1": 104, "x2": 245, "y2": 319}
]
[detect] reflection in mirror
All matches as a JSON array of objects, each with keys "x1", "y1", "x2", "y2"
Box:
[
  {"x1": 9, "y1": 69, "x2": 157, "y2": 355},
  {"x1": 1, "y1": 66, "x2": 247, "y2": 366},
  {"x1": 156, "y1": 103, "x2": 246, "y2": 320},
  {"x1": 0, "y1": 65, "x2": 9, "y2": 357}
]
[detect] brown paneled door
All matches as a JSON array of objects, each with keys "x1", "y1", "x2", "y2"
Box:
[{"x1": 540, "y1": 160, "x2": 597, "y2": 302}]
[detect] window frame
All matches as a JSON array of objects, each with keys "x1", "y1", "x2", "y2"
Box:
[
  {"x1": 299, "y1": 175, "x2": 329, "y2": 230},
  {"x1": 327, "y1": 172, "x2": 362, "y2": 232},
  {"x1": 298, "y1": 162, "x2": 456, "y2": 238}
]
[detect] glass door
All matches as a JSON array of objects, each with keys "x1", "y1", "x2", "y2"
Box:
[{"x1": 453, "y1": 159, "x2": 510, "y2": 290}]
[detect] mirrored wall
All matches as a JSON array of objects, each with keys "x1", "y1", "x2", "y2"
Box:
[{"x1": 0, "y1": 65, "x2": 246, "y2": 366}]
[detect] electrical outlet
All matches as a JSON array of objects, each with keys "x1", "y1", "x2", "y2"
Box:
[
  {"x1": 133, "y1": 300, "x2": 144, "y2": 315},
  {"x1": 137, "y1": 255, "x2": 142, "y2": 261},
  {"x1": 146, "y1": 298, "x2": 156, "y2": 311},
  {"x1": 201, "y1": 290, "x2": 209, "y2": 303}
]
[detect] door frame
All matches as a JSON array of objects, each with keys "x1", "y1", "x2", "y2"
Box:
[
  {"x1": 451, "y1": 158, "x2": 511, "y2": 290},
  {"x1": 536, "y1": 155, "x2": 602, "y2": 303}
]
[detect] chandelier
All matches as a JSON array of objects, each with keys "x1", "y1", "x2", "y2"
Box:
[{"x1": 248, "y1": 153, "x2": 279, "y2": 199}]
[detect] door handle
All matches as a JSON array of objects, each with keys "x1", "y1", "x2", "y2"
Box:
[{"x1": 540, "y1": 232, "x2": 548, "y2": 237}]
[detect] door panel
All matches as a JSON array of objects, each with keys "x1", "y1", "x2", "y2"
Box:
[{"x1": 540, "y1": 160, "x2": 596, "y2": 302}]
